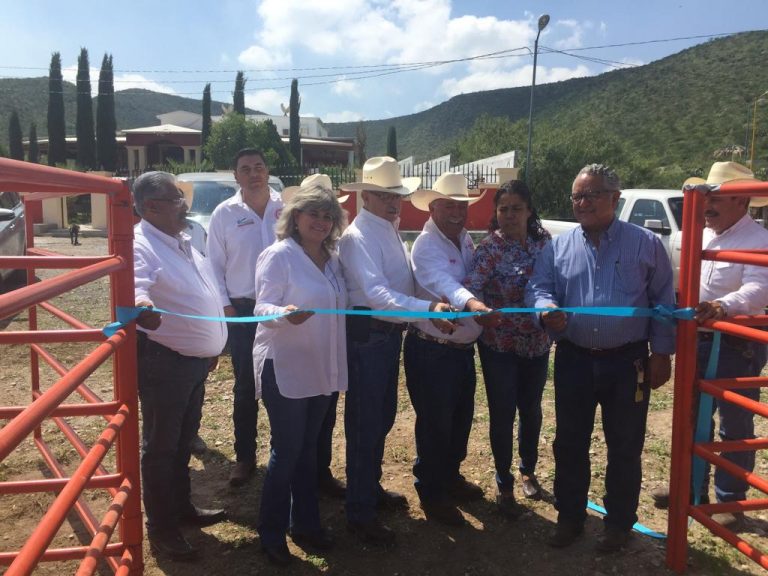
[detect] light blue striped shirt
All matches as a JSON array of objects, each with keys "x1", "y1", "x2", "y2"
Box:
[{"x1": 525, "y1": 218, "x2": 675, "y2": 354}]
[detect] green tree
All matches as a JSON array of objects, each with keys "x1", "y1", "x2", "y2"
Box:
[
  {"x1": 233, "y1": 71, "x2": 246, "y2": 115},
  {"x1": 9, "y1": 110, "x2": 24, "y2": 160},
  {"x1": 96, "y1": 54, "x2": 117, "y2": 171},
  {"x1": 76, "y1": 47, "x2": 96, "y2": 169},
  {"x1": 204, "y1": 114, "x2": 294, "y2": 169},
  {"x1": 28, "y1": 123, "x2": 39, "y2": 163},
  {"x1": 386, "y1": 125, "x2": 397, "y2": 159},
  {"x1": 202, "y1": 83, "x2": 212, "y2": 158},
  {"x1": 289, "y1": 78, "x2": 301, "y2": 163},
  {"x1": 450, "y1": 114, "x2": 525, "y2": 165},
  {"x1": 47, "y1": 52, "x2": 67, "y2": 166}
]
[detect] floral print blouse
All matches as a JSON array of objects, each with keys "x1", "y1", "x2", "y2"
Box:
[{"x1": 464, "y1": 230, "x2": 551, "y2": 358}]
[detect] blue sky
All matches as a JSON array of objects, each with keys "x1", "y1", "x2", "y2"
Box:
[{"x1": 0, "y1": 1, "x2": 764, "y2": 123}]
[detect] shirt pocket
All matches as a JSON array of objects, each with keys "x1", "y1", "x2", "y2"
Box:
[{"x1": 614, "y1": 262, "x2": 644, "y2": 294}]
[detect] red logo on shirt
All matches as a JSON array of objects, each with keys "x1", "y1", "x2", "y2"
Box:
[{"x1": 449, "y1": 258, "x2": 457, "y2": 264}]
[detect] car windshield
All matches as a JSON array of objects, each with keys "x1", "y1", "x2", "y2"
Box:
[
  {"x1": 188, "y1": 181, "x2": 238, "y2": 216},
  {"x1": 667, "y1": 197, "x2": 683, "y2": 230}
]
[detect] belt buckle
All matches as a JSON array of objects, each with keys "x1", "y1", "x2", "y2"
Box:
[{"x1": 589, "y1": 347, "x2": 606, "y2": 354}]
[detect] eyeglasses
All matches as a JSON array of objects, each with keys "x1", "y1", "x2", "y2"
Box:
[
  {"x1": 368, "y1": 190, "x2": 402, "y2": 203},
  {"x1": 151, "y1": 195, "x2": 186, "y2": 206},
  {"x1": 570, "y1": 190, "x2": 610, "y2": 204}
]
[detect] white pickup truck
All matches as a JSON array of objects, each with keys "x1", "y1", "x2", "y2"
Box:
[{"x1": 541, "y1": 189, "x2": 684, "y2": 288}]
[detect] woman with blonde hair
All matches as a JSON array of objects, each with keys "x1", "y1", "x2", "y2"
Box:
[{"x1": 252, "y1": 180, "x2": 348, "y2": 565}]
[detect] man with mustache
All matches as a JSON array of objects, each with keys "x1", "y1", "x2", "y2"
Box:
[
  {"x1": 405, "y1": 173, "x2": 495, "y2": 526},
  {"x1": 526, "y1": 163, "x2": 675, "y2": 553},
  {"x1": 338, "y1": 157, "x2": 454, "y2": 546},
  {"x1": 207, "y1": 148, "x2": 283, "y2": 487},
  {"x1": 133, "y1": 171, "x2": 228, "y2": 560},
  {"x1": 652, "y1": 162, "x2": 768, "y2": 530}
]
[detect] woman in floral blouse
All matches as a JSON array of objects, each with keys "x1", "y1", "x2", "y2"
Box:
[{"x1": 465, "y1": 179, "x2": 551, "y2": 519}]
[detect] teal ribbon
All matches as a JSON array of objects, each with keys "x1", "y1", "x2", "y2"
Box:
[
  {"x1": 103, "y1": 304, "x2": 695, "y2": 337},
  {"x1": 587, "y1": 501, "x2": 666, "y2": 539},
  {"x1": 691, "y1": 331, "x2": 721, "y2": 506}
]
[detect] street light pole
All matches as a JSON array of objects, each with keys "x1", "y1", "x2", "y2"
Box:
[{"x1": 525, "y1": 14, "x2": 550, "y2": 185}]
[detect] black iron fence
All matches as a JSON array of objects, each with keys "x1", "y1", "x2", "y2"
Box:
[{"x1": 118, "y1": 161, "x2": 509, "y2": 190}]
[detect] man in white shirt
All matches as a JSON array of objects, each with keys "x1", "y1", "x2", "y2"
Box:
[
  {"x1": 133, "y1": 172, "x2": 228, "y2": 561},
  {"x1": 406, "y1": 173, "x2": 496, "y2": 526},
  {"x1": 338, "y1": 157, "x2": 454, "y2": 546},
  {"x1": 207, "y1": 148, "x2": 283, "y2": 487},
  {"x1": 653, "y1": 162, "x2": 768, "y2": 530}
]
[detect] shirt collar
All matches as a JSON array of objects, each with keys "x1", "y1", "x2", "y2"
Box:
[
  {"x1": 709, "y1": 212, "x2": 752, "y2": 238},
  {"x1": 139, "y1": 219, "x2": 191, "y2": 252},
  {"x1": 424, "y1": 217, "x2": 466, "y2": 247},
  {"x1": 358, "y1": 207, "x2": 401, "y2": 231}
]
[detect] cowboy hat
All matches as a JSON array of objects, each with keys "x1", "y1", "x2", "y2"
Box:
[
  {"x1": 409, "y1": 172, "x2": 485, "y2": 212},
  {"x1": 282, "y1": 173, "x2": 349, "y2": 204},
  {"x1": 176, "y1": 180, "x2": 195, "y2": 206},
  {"x1": 339, "y1": 156, "x2": 421, "y2": 196},
  {"x1": 683, "y1": 161, "x2": 759, "y2": 187},
  {"x1": 683, "y1": 161, "x2": 766, "y2": 206}
]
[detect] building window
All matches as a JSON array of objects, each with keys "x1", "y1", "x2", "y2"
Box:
[{"x1": 190, "y1": 149, "x2": 197, "y2": 164}]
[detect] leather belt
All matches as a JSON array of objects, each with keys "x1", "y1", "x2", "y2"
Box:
[
  {"x1": 230, "y1": 297, "x2": 256, "y2": 307},
  {"x1": 370, "y1": 318, "x2": 406, "y2": 333},
  {"x1": 408, "y1": 326, "x2": 475, "y2": 350},
  {"x1": 558, "y1": 339, "x2": 647, "y2": 358}
]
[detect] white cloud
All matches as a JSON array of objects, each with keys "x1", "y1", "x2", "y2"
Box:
[
  {"x1": 244, "y1": 89, "x2": 285, "y2": 114},
  {"x1": 238, "y1": 44, "x2": 292, "y2": 69},
  {"x1": 323, "y1": 110, "x2": 364, "y2": 123},
  {"x1": 413, "y1": 100, "x2": 434, "y2": 112},
  {"x1": 63, "y1": 64, "x2": 176, "y2": 96},
  {"x1": 553, "y1": 20, "x2": 586, "y2": 50},
  {"x1": 440, "y1": 64, "x2": 591, "y2": 98},
  {"x1": 332, "y1": 77, "x2": 360, "y2": 96}
]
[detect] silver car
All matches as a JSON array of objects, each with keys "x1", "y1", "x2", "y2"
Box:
[
  {"x1": 176, "y1": 172, "x2": 284, "y2": 234},
  {"x1": 0, "y1": 191, "x2": 26, "y2": 288}
]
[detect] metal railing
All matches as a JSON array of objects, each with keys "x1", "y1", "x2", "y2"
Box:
[
  {"x1": 0, "y1": 158, "x2": 142, "y2": 575},
  {"x1": 667, "y1": 180, "x2": 768, "y2": 572}
]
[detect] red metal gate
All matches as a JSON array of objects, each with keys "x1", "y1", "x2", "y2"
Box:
[
  {"x1": 667, "y1": 179, "x2": 768, "y2": 571},
  {"x1": 0, "y1": 158, "x2": 142, "y2": 575}
]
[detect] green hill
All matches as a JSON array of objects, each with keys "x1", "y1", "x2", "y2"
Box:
[
  {"x1": 327, "y1": 31, "x2": 768, "y2": 169},
  {"x1": 0, "y1": 79, "x2": 261, "y2": 145}
]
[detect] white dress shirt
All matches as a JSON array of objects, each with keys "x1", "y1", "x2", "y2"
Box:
[
  {"x1": 206, "y1": 187, "x2": 283, "y2": 304},
  {"x1": 252, "y1": 238, "x2": 348, "y2": 399},
  {"x1": 701, "y1": 213, "x2": 768, "y2": 315},
  {"x1": 134, "y1": 220, "x2": 227, "y2": 358},
  {"x1": 339, "y1": 208, "x2": 432, "y2": 322},
  {"x1": 411, "y1": 218, "x2": 483, "y2": 344}
]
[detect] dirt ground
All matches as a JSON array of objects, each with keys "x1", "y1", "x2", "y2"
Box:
[{"x1": 1, "y1": 236, "x2": 768, "y2": 575}]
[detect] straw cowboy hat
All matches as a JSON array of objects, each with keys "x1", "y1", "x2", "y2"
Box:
[
  {"x1": 409, "y1": 172, "x2": 485, "y2": 212},
  {"x1": 339, "y1": 156, "x2": 421, "y2": 196},
  {"x1": 683, "y1": 161, "x2": 759, "y2": 187},
  {"x1": 683, "y1": 161, "x2": 766, "y2": 207},
  {"x1": 282, "y1": 173, "x2": 349, "y2": 205},
  {"x1": 176, "y1": 180, "x2": 195, "y2": 206}
]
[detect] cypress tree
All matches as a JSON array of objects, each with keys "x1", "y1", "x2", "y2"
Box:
[
  {"x1": 386, "y1": 125, "x2": 398, "y2": 160},
  {"x1": 29, "y1": 123, "x2": 39, "y2": 163},
  {"x1": 76, "y1": 47, "x2": 96, "y2": 169},
  {"x1": 47, "y1": 52, "x2": 67, "y2": 166},
  {"x1": 9, "y1": 111, "x2": 24, "y2": 160},
  {"x1": 202, "y1": 83, "x2": 211, "y2": 158},
  {"x1": 289, "y1": 78, "x2": 301, "y2": 164},
  {"x1": 233, "y1": 71, "x2": 246, "y2": 115},
  {"x1": 96, "y1": 54, "x2": 117, "y2": 171}
]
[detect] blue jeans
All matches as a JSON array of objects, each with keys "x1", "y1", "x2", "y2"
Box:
[
  {"x1": 698, "y1": 336, "x2": 767, "y2": 502},
  {"x1": 137, "y1": 335, "x2": 208, "y2": 532},
  {"x1": 552, "y1": 341, "x2": 650, "y2": 531},
  {"x1": 478, "y1": 341, "x2": 549, "y2": 491},
  {"x1": 317, "y1": 392, "x2": 339, "y2": 481},
  {"x1": 229, "y1": 301, "x2": 258, "y2": 464},
  {"x1": 258, "y1": 361, "x2": 331, "y2": 546},
  {"x1": 404, "y1": 332, "x2": 476, "y2": 502},
  {"x1": 344, "y1": 329, "x2": 402, "y2": 523}
]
